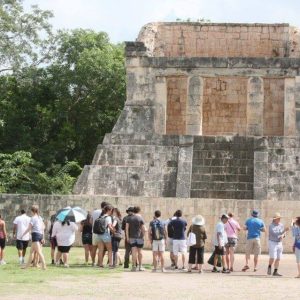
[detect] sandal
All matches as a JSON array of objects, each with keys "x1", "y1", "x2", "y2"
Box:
[{"x1": 242, "y1": 265, "x2": 250, "y2": 272}]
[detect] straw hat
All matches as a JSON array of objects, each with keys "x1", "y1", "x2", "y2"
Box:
[
  {"x1": 192, "y1": 215, "x2": 205, "y2": 226},
  {"x1": 273, "y1": 212, "x2": 281, "y2": 220}
]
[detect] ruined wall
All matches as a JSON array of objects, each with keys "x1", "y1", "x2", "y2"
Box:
[
  {"x1": 166, "y1": 76, "x2": 188, "y2": 134},
  {"x1": 1, "y1": 193, "x2": 299, "y2": 253},
  {"x1": 202, "y1": 77, "x2": 248, "y2": 135},
  {"x1": 263, "y1": 78, "x2": 285, "y2": 136},
  {"x1": 138, "y1": 23, "x2": 299, "y2": 58}
]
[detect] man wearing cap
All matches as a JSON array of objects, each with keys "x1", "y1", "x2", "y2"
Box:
[
  {"x1": 242, "y1": 210, "x2": 266, "y2": 272},
  {"x1": 122, "y1": 206, "x2": 134, "y2": 268},
  {"x1": 267, "y1": 212, "x2": 289, "y2": 276},
  {"x1": 212, "y1": 214, "x2": 230, "y2": 273}
]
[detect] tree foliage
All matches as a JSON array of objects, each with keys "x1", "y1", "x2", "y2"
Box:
[
  {"x1": 0, "y1": 2, "x2": 126, "y2": 194},
  {"x1": 0, "y1": 0, "x2": 55, "y2": 73}
]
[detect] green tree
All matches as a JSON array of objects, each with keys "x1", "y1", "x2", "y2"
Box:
[
  {"x1": 0, "y1": 0, "x2": 54, "y2": 74},
  {"x1": 0, "y1": 151, "x2": 81, "y2": 194}
]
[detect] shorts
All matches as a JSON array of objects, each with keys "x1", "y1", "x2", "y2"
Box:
[
  {"x1": 0, "y1": 238, "x2": 5, "y2": 249},
  {"x1": 168, "y1": 238, "x2": 174, "y2": 252},
  {"x1": 226, "y1": 237, "x2": 238, "y2": 249},
  {"x1": 50, "y1": 237, "x2": 57, "y2": 249},
  {"x1": 173, "y1": 240, "x2": 187, "y2": 255},
  {"x1": 129, "y1": 238, "x2": 144, "y2": 248},
  {"x1": 295, "y1": 248, "x2": 300, "y2": 263},
  {"x1": 58, "y1": 246, "x2": 71, "y2": 253},
  {"x1": 82, "y1": 233, "x2": 92, "y2": 245},
  {"x1": 93, "y1": 232, "x2": 111, "y2": 244},
  {"x1": 16, "y1": 240, "x2": 29, "y2": 250},
  {"x1": 245, "y1": 238, "x2": 261, "y2": 256},
  {"x1": 268, "y1": 240, "x2": 283, "y2": 260},
  {"x1": 214, "y1": 245, "x2": 225, "y2": 256},
  {"x1": 152, "y1": 240, "x2": 165, "y2": 252},
  {"x1": 32, "y1": 232, "x2": 43, "y2": 243}
]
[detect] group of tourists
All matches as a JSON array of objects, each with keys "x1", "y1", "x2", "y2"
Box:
[{"x1": 0, "y1": 204, "x2": 300, "y2": 278}]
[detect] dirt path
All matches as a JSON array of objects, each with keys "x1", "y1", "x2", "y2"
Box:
[{"x1": 2, "y1": 252, "x2": 300, "y2": 300}]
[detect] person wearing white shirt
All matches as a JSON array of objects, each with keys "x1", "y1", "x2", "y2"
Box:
[
  {"x1": 212, "y1": 214, "x2": 230, "y2": 273},
  {"x1": 13, "y1": 209, "x2": 31, "y2": 264},
  {"x1": 52, "y1": 218, "x2": 78, "y2": 267}
]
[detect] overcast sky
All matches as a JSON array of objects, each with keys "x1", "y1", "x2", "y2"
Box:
[{"x1": 24, "y1": 0, "x2": 300, "y2": 43}]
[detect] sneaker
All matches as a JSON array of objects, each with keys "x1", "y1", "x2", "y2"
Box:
[
  {"x1": 51, "y1": 259, "x2": 55, "y2": 265},
  {"x1": 273, "y1": 271, "x2": 282, "y2": 277},
  {"x1": 0, "y1": 260, "x2": 6, "y2": 265},
  {"x1": 64, "y1": 264, "x2": 69, "y2": 268},
  {"x1": 152, "y1": 268, "x2": 157, "y2": 272},
  {"x1": 267, "y1": 266, "x2": 272, "y2": 275},
  {"x1": 59, "y1": 259, "x2": 64, "y2": 265},
  {"x1": 161, "y1": 268, "x2": 166, "y2": 273},
  {"x1": 182, "y1": 267, "x2": 187, "y2": 271},
  {"x1": 92, "y1": 263, "x2": 98, "y2": 267},
  {"x1": 174, "y1": 266, "x2": 178, "y2": 270},
  {"x1": 199, "y1": 270, "x2": 203, "y2": 274},
  {"x1": 212, "y1": 267, "x2": 218, "y2": 273},
  {"x1": 131, "y1": 266, "x2": 137, "y2": 272},
  {"x1": 55, "y1": 261, "x2": 59, "y2": 266},
  {"x1": 222, "y1": 268, "x2": 230, "y2": 274},
  {"x1": 124, "y1": 265, "x2": 129, "y2": 269},
  {"x1": 139, "y1": 266, "x2": 145, "y2": 271}
]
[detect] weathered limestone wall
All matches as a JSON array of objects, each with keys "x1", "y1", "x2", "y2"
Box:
[
  {"x1": 202, "y1": 77, "x2": 248, "y2": 135},
  {"x1": 263, "y1": 78, "x2": 284, "y2": 136},
  {"x1": 1, "y1": 194, "x2": 299, "y2": 253},
  {"x1": 166, "y1": 76, "x2": 188, "y2": 134},
  {"x1": 138, "y1": 23, "x2": 300, "y2": 58}
]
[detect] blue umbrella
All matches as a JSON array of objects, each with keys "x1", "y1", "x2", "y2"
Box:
[{"x1": 56, "y1": 206, "x2": 87, "y2": 223}]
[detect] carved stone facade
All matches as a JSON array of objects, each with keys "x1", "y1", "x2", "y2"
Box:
[{"x1": 74, "y1": 23, "x2": 300, "y2": 201}]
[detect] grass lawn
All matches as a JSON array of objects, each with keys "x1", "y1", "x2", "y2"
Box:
[{"x1": 0, "y1": 246, "x2": 124, "y2": 297}]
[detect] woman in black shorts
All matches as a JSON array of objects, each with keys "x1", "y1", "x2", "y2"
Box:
[
  {"x1": 0, "y1": 214, "x2": 8, "y2": 265},
  {"x1": 80, "y1": 213, "x2": 93, "y2": 265},
  {"x1": 52, "y1": 217, "x2": 78, "y2": 267}
]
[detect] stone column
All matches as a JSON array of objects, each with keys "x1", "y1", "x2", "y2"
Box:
[
  {"x1": 246, "y1": 77, "x2": 264, "y2": 136},
  {"x1": 253, "y1": 137, "x2": 269, "y2": 200},
  {"x1": 176, "y1": 136, "x2": 194, "y2": 197},
  {"x1": 154, "y1": 76, "x2": 167, "y2": 134},
  {"x1": 186, "y1": 76, "x2": 203, "y2": 135},
  {"x1": 284, "y1": 77, "x2": 297, "y2": 136}
]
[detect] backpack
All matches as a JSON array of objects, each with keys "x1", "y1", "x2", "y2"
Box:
[
  {"x1": 167, "y1": 220, "x2": 174, "y2": 238},
  {"x1": 151, "y1": 219, "x2": 165, "y2": 241},
  {"x1": 93, "y1": 215, "x2": 108, "y2": 234}
]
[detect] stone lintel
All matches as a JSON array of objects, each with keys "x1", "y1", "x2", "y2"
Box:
[{"x1": 137, "y1": 57, "x2": 300, "y2": 69}]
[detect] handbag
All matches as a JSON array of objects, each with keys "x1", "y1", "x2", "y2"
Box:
[
  {"x1": 207, "y1": 251, "x2": 222, "y2": 267},
  {"x1": 187, "y1": 232, "x2": 196, "y2": 247}
]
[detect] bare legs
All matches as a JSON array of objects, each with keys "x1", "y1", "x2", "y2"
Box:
[
  {"x1": 98, "y1": 241, "x2": 112, "y2": 267},
  {"x1": 226, "y1": 247, "x2": 235, "y2": 270},
  {"x1": 24, "y1": 242, "x2": 46, "y2": 270},
  {"x1": 83, "y1": 244, "x2": 92, "y2": 264},
  {"x1": 153, "y1": 251, "x2": 165, "y2": 270}
]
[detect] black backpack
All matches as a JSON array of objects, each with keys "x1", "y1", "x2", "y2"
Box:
[
  {"x1": 93, "y1": 215, "x2": 107, "y2": 234},
  {"x1": 151, "y1": 219, "x2": 165, "y2": 240}
]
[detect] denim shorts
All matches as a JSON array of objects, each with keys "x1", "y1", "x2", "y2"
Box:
[
  {"x1": 32, "y1": 232, "x2": 43, "y2": 242},
  {"x1": 100, "y1": 232, "x2": 111, "y2": 243}
]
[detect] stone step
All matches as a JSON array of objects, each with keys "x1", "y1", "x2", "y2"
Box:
[
  {"x1": 191, "y1": 166, "x2": 253, "y2": 176},
  {"x1": 190, "y1": 190, "x2": 253, "y2": 199},
  {"x1": 192, "y1": 158, "x2": 253, "y2": 167},
  {"x1": 92, "y1": 144, "x2": 178, "y2": 166},
  {"x1": 192, "y1": 150, "x2": 254, "y2": 159}
]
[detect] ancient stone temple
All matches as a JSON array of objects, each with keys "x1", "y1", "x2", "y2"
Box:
[{"x1": 73, "y1": 22, "x2": 300, "y2": 201}]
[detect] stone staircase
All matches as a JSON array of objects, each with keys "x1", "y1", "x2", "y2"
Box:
[
  {"x1": 190, "y1": 136, "x2": 254, "y2": 199},
  {"x1": 73, "y1": 133, "x2": 179, "y2": 197}
]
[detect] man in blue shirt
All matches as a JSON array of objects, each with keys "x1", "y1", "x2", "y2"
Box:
[
  {"x1": 169, "y1": 210, "x2": 187, "y2": 270},
  {"x1": 242, "y1": 210, "x2": 265, "y2": 272}
]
